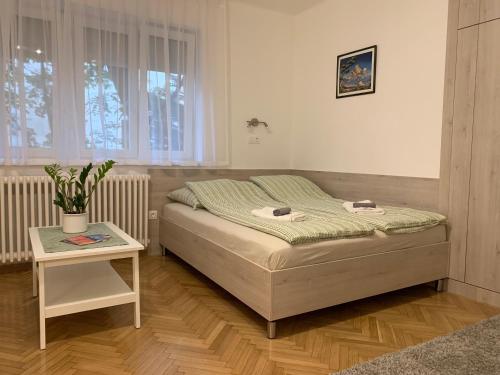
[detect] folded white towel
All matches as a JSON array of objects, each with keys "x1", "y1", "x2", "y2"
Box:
[
  {"x1": 342, "y1": 200, "x2": 385, "y2": 215},
  {"x1": 251, "y1": 207, "x2": 306, "y2": 222}
]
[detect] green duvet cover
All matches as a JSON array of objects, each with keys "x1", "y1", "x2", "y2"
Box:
[
  {"x1": 250, "y1": 175, "x2": 446, "y2": 234},
  {"x1": 186, "y1": 179, "x2": 374, "y2": 245}
]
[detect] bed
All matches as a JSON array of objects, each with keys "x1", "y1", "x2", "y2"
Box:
[{"x1": 159, "y1": 202, "x2": 450, "y2": 338}]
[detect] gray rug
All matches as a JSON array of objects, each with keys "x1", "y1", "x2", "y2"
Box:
[{"x1": 337, "y1": 315, "x2": 500, "y2": 375}]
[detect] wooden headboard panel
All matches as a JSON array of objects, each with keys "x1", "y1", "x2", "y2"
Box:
[{"x1": 293, "y1": 170, "x2": 439, "y2": 212}]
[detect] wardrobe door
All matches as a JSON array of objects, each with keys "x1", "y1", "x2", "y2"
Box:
[
  {"x1": 480, "y1": 0, "x2": 500, "y2": 23},
  {"x1": 466, "y1": 19, "x2": 500, "y2": 292},
  {"x1": 458, "y1": 0, "x2": 480, "y2": 28},
  {"x1": 448, "y1": 26, "x2": 479, "y2": 281}
]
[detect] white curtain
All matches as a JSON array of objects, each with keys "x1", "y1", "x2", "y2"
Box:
[{"x1": 0, "y1": 0, "x2": 229, "y2": 166}]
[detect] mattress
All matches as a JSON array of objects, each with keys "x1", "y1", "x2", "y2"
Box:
[{"x1": 162, "y1": 203, "x2": 447, "y2": 271}]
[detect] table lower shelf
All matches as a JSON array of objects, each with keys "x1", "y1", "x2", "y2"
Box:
[{"x1": 44, "y1": 261, "x2": 135, "y2": 318}]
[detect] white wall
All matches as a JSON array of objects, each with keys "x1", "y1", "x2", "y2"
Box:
[
  {"x1": 0, "y1": 1, "x2": 448, "y2": 176},
  {"x1": 0, "y1": 2, "x2": 294, "y2": 175},
  {"x1": 228, "y1": 2, "x2": 293, "y2": 169},
  {"x1": 290, "y1": 0, "x2": 448, "y2": 178}
]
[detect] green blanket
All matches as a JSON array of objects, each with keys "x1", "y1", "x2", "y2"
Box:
[
  {"x1": 250, "y1": 175, "x2": 447, "y2": 234},
  {"x1": 186, "y1": 179, "x2": 374, "y2": 245}
]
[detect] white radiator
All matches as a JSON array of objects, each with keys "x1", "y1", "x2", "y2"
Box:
[{"x1": 0, "y1": 174, "x2": 150, "y2": 263}]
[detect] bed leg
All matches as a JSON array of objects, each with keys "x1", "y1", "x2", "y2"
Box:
[
  {"x1": 160, "y1": 245, "x2": 167, "y2": 256},
  {"x1": 435, "y1": 279, "x2": 445, "y2": 292},
  {"x1": 267, "y1": 321, "x2": 277, "y2": 339}
]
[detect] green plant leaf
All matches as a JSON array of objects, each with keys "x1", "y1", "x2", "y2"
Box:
[
  {"x1": 45, "y1": 160, "x2": 115, "y2": 214},
  {"x1": 79, "y1": 163, "x2": 93, "y2": 187},
  {"x1": 54, "y1": 191, "x2": 67, "y2": 212}
]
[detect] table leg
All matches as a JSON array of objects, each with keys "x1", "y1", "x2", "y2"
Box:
[
  {"x1": 32, "y1": 259, "x2": 37, "y2": 297},
  {"x1": 133, "y1": 254, "x2": 140, "y2": 328},
  {"x1": 38, "y1": 263, "x2": 46, "y2": 350}
]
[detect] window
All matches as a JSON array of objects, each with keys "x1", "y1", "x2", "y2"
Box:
[
  {"x1": 4, "y1": 16, "x2": 53, "y2": 156},
  {"x1": 79, "y1": 24, "x2": 196, "y2": 160},
  {"x1": 0, "y1": 1, "x2": 227, "y2": 166},
  {"x1": 146, "y1": 32, "x2": 195, "y2": 159},
  {"x1": 83, "y1": 27, "x2": 131, "y2": 152}
]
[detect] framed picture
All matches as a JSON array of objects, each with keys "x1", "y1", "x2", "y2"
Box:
[{"x1": 336, "y1": 45, "x2": 377, "y2": 98}]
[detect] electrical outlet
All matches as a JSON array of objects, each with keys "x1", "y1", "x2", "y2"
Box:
[
  {"x1": 148, "y1": 210, "x2": 158, "y2": 220},
  {"x1": 248, "y1": 136, "x2": 261, "y2": 144}
]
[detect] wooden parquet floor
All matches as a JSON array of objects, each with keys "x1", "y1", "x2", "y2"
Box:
[{"x1": 0, "y1": 254, "x2": 498, "y2": 375}]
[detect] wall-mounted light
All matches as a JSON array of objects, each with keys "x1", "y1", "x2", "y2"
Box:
[{"x1": 246, "y1": 118, "x2": 269, "y2": 128}]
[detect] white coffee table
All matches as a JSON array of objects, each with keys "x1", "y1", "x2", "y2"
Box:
[{"x1": 29, "y1": 222, "x2": 144, "y2": 349}]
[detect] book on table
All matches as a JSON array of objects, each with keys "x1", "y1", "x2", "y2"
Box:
[{"x1": 61, "y1": 234, "x2": 111, "y2": 246}]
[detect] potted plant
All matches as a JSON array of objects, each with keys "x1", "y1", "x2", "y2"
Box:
[{"x1": 44, "y1": 161, "x2": 116, "y2": 233}]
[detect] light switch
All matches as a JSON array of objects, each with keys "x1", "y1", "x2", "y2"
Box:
[{"x1": 248, "y1": 136, "x2": 261, "y2": 144}]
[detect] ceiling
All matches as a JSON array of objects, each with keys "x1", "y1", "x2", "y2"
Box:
[{"x1": 230, "y1": 0, "x2": 326, "y2": 15}]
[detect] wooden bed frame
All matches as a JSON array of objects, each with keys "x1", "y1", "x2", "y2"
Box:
[{"x1": 159, "y1": 217, "x2": 450, "y2": 339}]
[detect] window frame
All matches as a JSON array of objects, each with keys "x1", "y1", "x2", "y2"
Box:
[
  {"x1": 6, "y1": 7, "x2": 59, "y2": 161},
  {"x1": 3, "y1": 5, "x2": 199, "y2": 165},
  {"x1": 74, "y1": 13, "x2": 140, "y2": 161},
  {"x1": 140, "y1": 25, "x2": 196, "y2": 163}
]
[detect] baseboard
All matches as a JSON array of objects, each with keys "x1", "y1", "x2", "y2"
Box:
[{"x1": 446, "y1": 278, "x2": 500, "y2": 308}]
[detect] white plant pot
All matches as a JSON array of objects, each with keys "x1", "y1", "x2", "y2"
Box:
[{"x1": 62, "y1": 213, "x2": 88, "y2": 234}]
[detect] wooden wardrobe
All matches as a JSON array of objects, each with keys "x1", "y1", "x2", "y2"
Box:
[{"x1": 441, "y1": 0, "x2": 500, "y2": 306}]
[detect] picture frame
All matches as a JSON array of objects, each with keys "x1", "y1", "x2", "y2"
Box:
[{"x1": 336, "y1": 45, "x2": 377, "y2": 99}]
